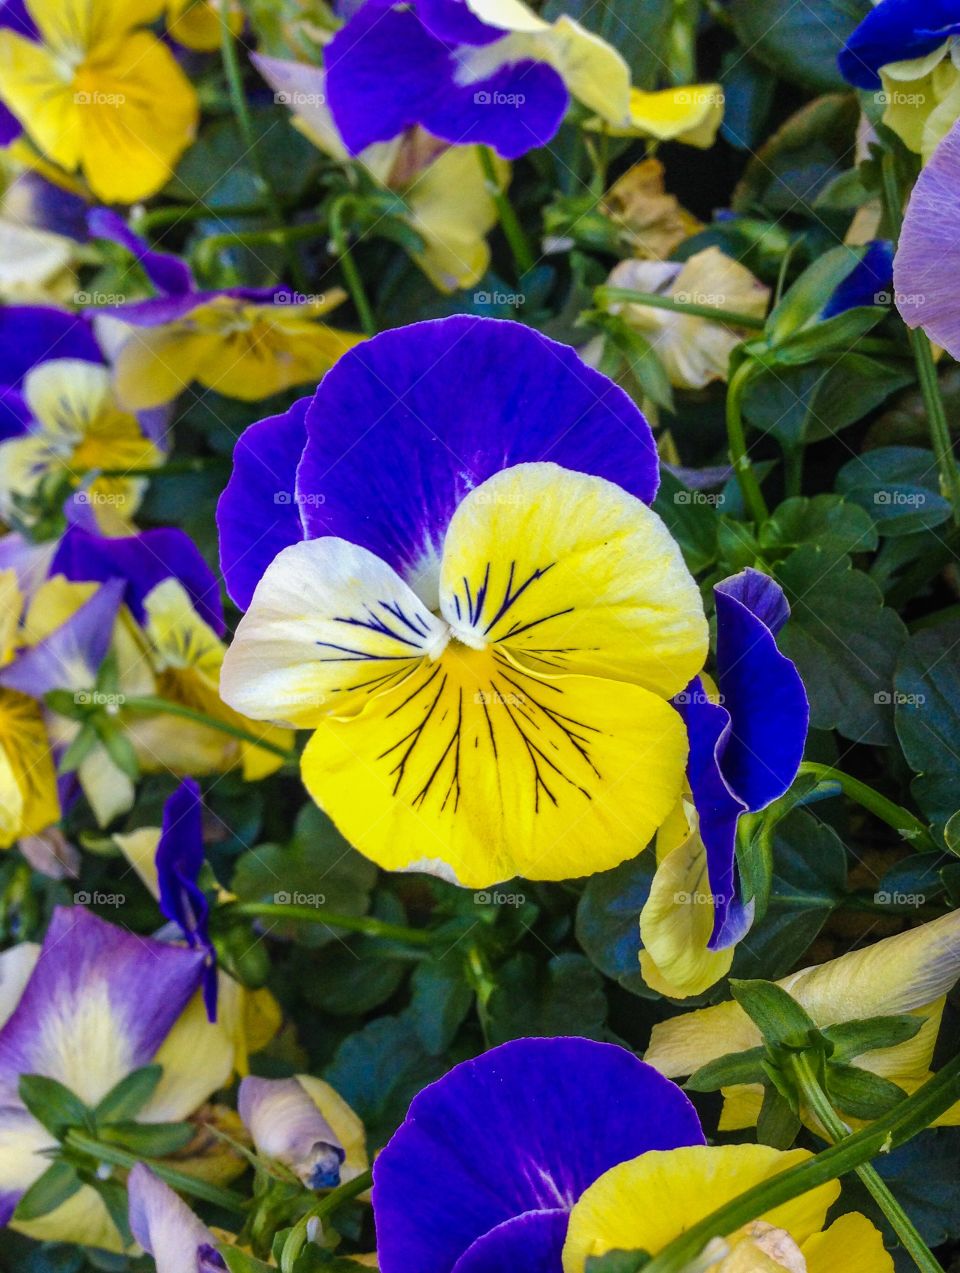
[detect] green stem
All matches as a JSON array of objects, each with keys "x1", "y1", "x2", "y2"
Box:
[
  {"x1": 233, "y1": 902, "x2": 441, "y2": 946},
  {"x1": 670, "y1": 0, "x2": 699, "y2": 83},
  {"x1": 596, "y1": 286, "x2": 766, "y2": 330},
  {"x1": 478, "y1": 146, "x2": 535, "y2": 277},
  {"x1": 791, "y1": 1054, "x2": 943, "y2": 1273},
  {"x1": 280, "y1": 1169, "x2": 373, "y2": 1273},
  {"x1": 726, "y1": 357, "x2": 770, "y2": 526},
  {"x1": 881, "y1": 151, "x2": 960, "y2": 530},
  {"x1": 798, "y1": 762, "x2": 937, "y2": 852},
  {"x1": 218, "y1": 15, "x2": 308, "y2": 292},
  {"x1": 465, "y1": 942, "x2": 497, "y2": 1046},
  {"x1": 134, "y1": 202, "x2": 271, "y2": 232},
  {"x1": 643, "y1": 1054, "x2": 960, "y2": 1272},
  {"x1": 329, "y1": 196, "x2": 377, "y2": 336},
  {"x1": 121, "y1": 697, "x2": 295, "y2": 762},
  {"x1": 64, "y1": 1130, "x2": 247, "y2": 1214}
]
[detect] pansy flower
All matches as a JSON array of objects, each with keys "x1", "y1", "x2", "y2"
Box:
[
  {"x1": 324, "y1": 0, "x2": 631, "y2": 159},
  {"x1": 255, "y1": 52, "x2": 507, "y2": 293},
  {"x1": 562, "y1": 1142, "x2": 892, "y2": 1271},
  {"x1": 165, "y1": 0, "x2": 243, "y2": 51},
  {"x1": 839, "y1": 0, "x2": 960, "y2": 160},
  {"x1": 0, "y1": 0, "x2": 199, "y2": 203},
  {"x1": 644, "y1": 908, "x2": 960, "y2": 1131},
  {"x1": 587, "y1": 82, "x2": 725, "y2": 149},
  {"x1": 218, "y1": 316, "x2": 709, "y2": 887},
  {"x1": 0, "y1": 356, "x2": 164, "y2": 534},
  {"x1": 0, "y1": 907, "x2": 242, "y2": 1249},
  {"x1": 48, "y1": 525, "x2": 292, "y2": 800},
  {"x1": 87, "y1": 209, "x2": 362, "y2": 410},
  {"x1": 895, "y1": 115, "x2": 960, "y2": 357},
  {"x1": 128, "y1": 1164, "x2": 228, "y2": 1273},
  {"x1": 238, "y1": 1074, "x2": 369, "y2": 1188},
  {"x1": 372, "y1": 1036, "x2": 705, "y2": 1273},
  {"x1": 0, "y1": 567, "x2": 60, "y2": 848},
  {"x1": 0, "y1": 304, "x2": 100, "y2": 438},
  {"x1": 639, "y1": 569, "x2": 808, "y2": 998},
  {"x1": 0, "y1": 160, "x2": 86, "y2": 304},
  {"x1": 596, "y1": 247, "x2": 770, "y2": 389}
]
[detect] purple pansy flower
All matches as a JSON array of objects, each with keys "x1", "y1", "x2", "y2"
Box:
[
  {"x1": 673, "y1": 569, "x2": 809, "y2": 952},
  {"x1": 895, "y1": 115, "x2": 960, "y2": 356},
  {"x1": 372, "y1": 1036, "x2": 705, "y2": 1273},
  {"x1": 324, "y1": 0, "x2": 630, "y2": 160},
  {"x1": 156, "y1": 779, "x2": 218, "y2": 1022},
  {"x1": 839, "y1": 0, "x2": 960, "y2": 90},
  {"x1": 218, "y1": 315, "x2": 661, "y2": 611}
]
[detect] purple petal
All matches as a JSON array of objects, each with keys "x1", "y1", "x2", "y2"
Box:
[
  {"x1": 0, "y1": 0, "x2": 37, "y2": 37},
  {"x1": 0, "y1": 307, "x2": 100, "y2": 389},
  {"x1": 49, "y1": 527, "x2": 224, "y2": 635},
  {"x1": 415, "y1": 0, "x2": 503, "y2": 45},
  {"x1": 325, "y1": 0, "x2": 568, "y2": 157},
  {"x1": 99, "y1": 286, "x2": 292, "y2": 328},
  {"x1": 88, "y1": 209, "x2": 195, "y2": 297},
  {"x1": 821, "y1": 240, "x2": 893, "y2": 319},
  {"x1": 128, "y1": 1163, "x2": 221, "y2": 1271},
  {"x1": 452, "y1": 1210, "x2": 568, "y2": 1273},
  {"x1": 0, "y1": 387, "x2": 29, "y2": 440},
  {"x1": 217, "y1": 396, "x2": 310, "y2": 610},
  {"x1": 674, "y1": 681, "x2": 752, "y2": 952},
  {"x1": 295, "y1": 317, "x2": 659, "y2": 592},
  {"x1": 157, "y1": 780, "x2": 217, "y2": 1022},
  {"x1": 238, "y1": 1076, "x2": 345, "y2": 1188},
  {"x1": 371, "y1": 1036, "x2": 704, "y2": 1273},
  {"x1": 714, "y1": 569, "x2": 809, "y2": 813},
  {"x1": 896, "y1": 116, "x2": 960, "y2": 358},
  {"x1": 4, "y1": 170, "x2": 88, "y2": 242},
  {"x1": 0, "y1": 908, "x2": 205, "y2": 1103},
  {"x1": 0, "y1": 579, "x2": 123, "y2": 698},
  {"x1": 839, "y1": 0, "x2": 960, "y2": 90},
  {"x1": 0, "y1": 103, "x2": 22, "y2": 146}
]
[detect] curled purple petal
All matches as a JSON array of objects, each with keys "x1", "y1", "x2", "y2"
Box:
[
  {"x1": 157, "y1": 780, "x2": 217, "y2": 1021},
  {"x1": 88, "y1": 209, "x2": 195, "y2": 297}
]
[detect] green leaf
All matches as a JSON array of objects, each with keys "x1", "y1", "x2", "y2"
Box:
[
  {"x1": 686, "y1": 1046, "x2": 767, "y2": 1093},
  {"x1": 728, "y1": 0, "x2": 870, "y2": 93},
  {"x1": 756, "y1": 1084, "x2": 802, "y2": 1150},
  {"x1": 766, "y1": 246, "x2": 867, "y2": 344},
  {"x1": 487, "y1": 953, "x2": 608, "y2": 1046},
  {"x1": 407, "y1": 954, "x2": 474, "y2": 1056},
  {"x1": 760, "y1": 495, "x2": 877, "y2": 571},
  {"x1": 13, "y1": 1162, "x2": 82, "y2": 1222},
  {"x1": 773, "y1": 307, "x2": 886, "y2": 368},
  {"x1": 221, "y1": 1250, "x2": 275, "y2": 1273},
  {"x1": 586, "y1": 1252, "x2": 650, "y2": 1272},
  {"x1": 576, "y1": 849, "x2": 658, "y2": 998},
  {"x1": 777, "y1": 545, "x2": 908, "y2": 744},
  {"x1": 823, "y1": 1015, "x2": 924, "y2": 1064},
  {"x1": 653, "y1": 470, "x2": 721, "y2": 576},
  {"x1": 89, "y1": 1176, "x2": 132, "y2": 1247},
  {"x1": 98, "y1": 1120, "x2": 195, "y2": 1157},
  {"x1": 232, "y1": 804, "x2": 378, "y2": 947},
  {"x1": 895, "y1": 619, "x2": 960, "y2": 837},
  {"x1": 729, "y1": 980, "x2": 822, "y2": 1051},
  {"x1": 93, "y1": 1065, "x2": 162, "y2": 1123},
  {"x1": 19, "y1": 1075, "x2": 92, "y2": 1140},
  {"x1": 844, "y1": 1129, "x2": 960, "y2": 1248},
  {"x1": 824, "y1": 1064, "x2": 908, "y2": 1120},
  {"x1": 837, "y1": 447, "x2": 953, "y2": 536}
]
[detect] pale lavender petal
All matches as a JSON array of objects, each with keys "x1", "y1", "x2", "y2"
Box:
[
  {"x1": 0, "y1": 579, "x2": 123, "y2": 698},
  {"x1": 128, "y1": 1164, "x2": 222, "y2": 1273},
  {"x1": 239, "y1": 1076, "x2": 345, "y2": 1188}
]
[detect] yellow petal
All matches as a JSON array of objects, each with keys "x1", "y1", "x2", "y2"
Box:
[
  {"x1": 112, "y1": 826, "x2": 162, "y2": 898},
  {"x1": 0, "y1": 690, "x2": 60, "y2": 846},
  {"x1": 438, "y1": 463, "x2": 707, "y2": 698},
  {"x1": 598, "y1": 84, "x2": 725, "y2": 146},
  {"x1": 0, "y1": 32, "x2": 83, "y2": 172},
  {"x1": 74, "y1": 31, "x2": 198, "y2": 203},
  {"x1": 301, "y1": 643, "x2": 688, "y2": 886},
  {"x1": 0, "y1": 942, "x2": 39, "y2": 1026},
  {"x1": 297, "y1": 1074, "x2": 370, "y2": 1181},
  {"x1": 561, "y1": 1144, "x2": 839, "y2": 1273},
  {"x1": 12, "y1": 1182, "x2": 122, "y2": 1252},
  {"x1": 406, "y1": 146, "x2": 504, "y2": 292},
  {"x1": 112, "y1": 325, "x2": 221, "y2": 411},
  {"x1": 141, "y1": 988, "x2": 236, "y2": 1123},
  {"x1": 166, "y1": 0, "x2": 243, "y2": 51},
  {"x1": 639, "y1": 827, "x2": 734, "y2": 998},
  {"x1": 464, "y1": 0, "x2": 548, "y2": 33},
  {"x1": 541, "y1": 16, "x2": 631, "y2": 122},
  {"x1": 27, "y1": 0, "x2": 165, "y2": 51},
  {"x1": 802, "y1": 1212, "x2": 894, "y2": 1273}
]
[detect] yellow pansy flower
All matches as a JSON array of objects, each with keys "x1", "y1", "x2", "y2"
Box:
[{"x1": 0, "y1": 0, "x2": 199, "y2": 203}]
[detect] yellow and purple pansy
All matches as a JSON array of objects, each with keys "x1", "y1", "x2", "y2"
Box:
[
  {"x1": 640, "y1": 569, "x2": 809, "y2": 997},
  {"x1": 0, "y1": 907, "x2": 239, "y2": 1249},
  {"x1": 371, "y1": 1036, "x2": 705, "y2": 1273},
  {"x1": 87, "y1": 210, "x2": 361, "y2": 410},
  {"x1": 218, "y1": 315, "x2": 713, "y2": 887},
  {"x1": 324, "y1": 0, "x2": 631, "y2": 159}
]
